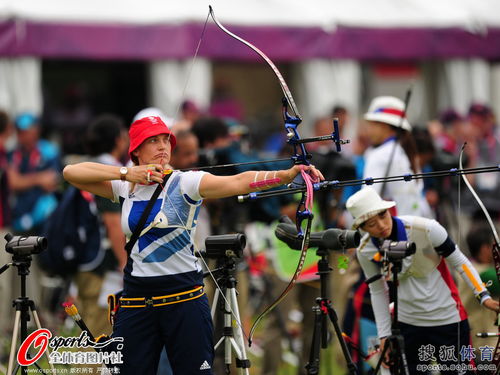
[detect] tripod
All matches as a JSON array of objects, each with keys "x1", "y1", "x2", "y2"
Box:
[
  {"x1": 373, "y1": 259, "x2": 410, "y2": 375},
  {"x1": 0, "y1": 253, "x2": 55, "y2": 375},
  {"x1": 211, "y1": 256, "x2": 251, "y2": 375},
  {"x1": 305, "y1": 248, "x2": 357, "y2": 375}
]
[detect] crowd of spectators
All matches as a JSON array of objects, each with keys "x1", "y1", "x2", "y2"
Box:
[{"x1": 0, "y1": 96, "x2": 499, "y2": 374}]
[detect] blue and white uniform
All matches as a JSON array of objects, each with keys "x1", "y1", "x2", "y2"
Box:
[
  {"x1": 110, "y1": 170, "x2": 214, "y2": 375},
  {"x1": 112, "y1": 170, "x2": 205, "y2": 295}
]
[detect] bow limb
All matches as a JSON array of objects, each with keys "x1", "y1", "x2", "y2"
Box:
[
  {"x1": 459, "y1": 144, "x2": 500, "y2": 373},
  {"x1": 248, "y1": 212, "x2": 313, "y2": 345},
  {"x1": 209, "y1": 6, "x2": 307, "y2": 163},
  {"x1": 208, "y1": 6, "x2": 300, "y2": 120}
]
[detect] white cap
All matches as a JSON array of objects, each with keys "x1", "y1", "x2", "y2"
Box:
[
  {"x1": 133, "y1": 107, "x2": 174, "y2": 127},
  {"x1": 346, "y1": 187, "x2": 396, "y2": 229},
  {"x1": 364, "y1": 96, "x2": 411, "y2": 131}
]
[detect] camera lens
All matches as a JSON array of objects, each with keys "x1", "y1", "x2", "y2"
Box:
[
  {"x1": 33, "y1": 237, "x2": 48, "y2": 254},
  {"x1": 341, "y1": 230, "x2": 360, "y2": 249}
]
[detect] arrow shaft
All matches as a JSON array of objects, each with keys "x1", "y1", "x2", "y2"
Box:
[
  {"x1": 238, "y1": 165, "x2": 500, "y2": 201},
  {"x1": 181, "y1": 157, "x2": 291, "y2": 172}
]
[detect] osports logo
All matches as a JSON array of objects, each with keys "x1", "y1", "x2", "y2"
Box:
[
  {"x1": 17, "y1": 328, "x2": 52, "y2": 366},
  {"x1": 17, "y1": 329, "x2": 124, "y2": 366}
]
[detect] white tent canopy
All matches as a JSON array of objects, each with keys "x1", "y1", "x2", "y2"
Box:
[
  {"x1": 1, "y1": 0, "x2": 500, "y2": 29},
  {"x1": 1, "y1": 0, "x2": 499, "y2": 61}
]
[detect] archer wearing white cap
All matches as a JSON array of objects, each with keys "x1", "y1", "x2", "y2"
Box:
[
  {"x1": 363, "y1": 96, "x2": 432, "y2": 218},
  {"x1": 346, "y1": 187, "x2": 498, "y2": 373}
]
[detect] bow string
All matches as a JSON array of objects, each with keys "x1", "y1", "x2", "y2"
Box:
[{"x1": 459, "y1": 144, "x2": 500, "y2": 374}]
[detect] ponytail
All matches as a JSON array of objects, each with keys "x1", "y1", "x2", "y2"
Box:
[{"x1": 397, "y1": 128, "x2": 419, "y2": 174}]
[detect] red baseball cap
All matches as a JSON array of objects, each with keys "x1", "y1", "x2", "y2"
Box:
[{"x1": 128, "y1": 116, "x2": 176, "y2": 157}]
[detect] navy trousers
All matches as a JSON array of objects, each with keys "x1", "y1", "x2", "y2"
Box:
[
  {"x1": 399, "y1": 319, "x2": 474, "y2": 374},
  {"x1": 112, "y1": 294, "x2": 214, "y2": 374}
]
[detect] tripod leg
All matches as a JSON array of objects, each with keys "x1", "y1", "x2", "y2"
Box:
[
  {"x1": 31, "y1": 309, "x2": 55, "y2": 372},
  {"x1": 227, "y1": 288, "x2": 250, "y2": 375},
  {"x1": 221, "y1": 295, "x2": 234, "y2": 368},
  {"x1": 393, "y1": 334, "x2": 410, "y2": 375},
  {"x1": 211, "y1": 288, "x2": 220, "y2": 321},
  {"x1": 305, "y1": 306, "x2": 322, "y2": 375},
  {"x1": 326, "y1": 304, "x2": 357, "y2": 375},
  {"x1": 7, "y1": 310, "x2": 21, "y2": 375},
  {"x1": 374, "y1": 335, "x2": 409, "y2": 375},
  {"x1": 214, "y1": 336, "x2": 225, "y2": 351},
  {"x1": 374, "y1": 340, "x2": 389, "y2": 375}
]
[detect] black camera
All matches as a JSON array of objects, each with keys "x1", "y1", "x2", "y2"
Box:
[
  {"x1": 379, "y1": 240, "x2": 416, "y2": 260},
  {"x1": 4, "y1": 233, "x2": 47, "y2": 257},
  {"x1": 202, "y1": 234, "x2": 246, "y2": 259}
]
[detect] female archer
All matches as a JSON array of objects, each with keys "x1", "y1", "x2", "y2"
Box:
[
  {"x1": 346, "y1": 187, "x2": 499, "y2": 374},
  {"x1": 63, "y1": 115, "x2": 324, "y2": 374}
]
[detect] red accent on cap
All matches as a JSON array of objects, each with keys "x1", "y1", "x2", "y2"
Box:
[
  {"x1": 128, "y1": 116, "x2": 176, "y2": 157},
  {"x1": 375, "y1": 108, "x2": 405, "y2": 117}
]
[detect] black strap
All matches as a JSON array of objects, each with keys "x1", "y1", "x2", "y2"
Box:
[{"x1": 125, "y1": 172, "x2": 173, "y2": 256}]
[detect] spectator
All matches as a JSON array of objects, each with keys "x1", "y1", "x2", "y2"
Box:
[
  {"x1": 0, "y1": 110, "x2": 13, "y2": 336},
  {"x1": 169, "y1": 130, "x2": 199, "y2": 170},
  {"x1": 412, "y1": 128, "x2": 439, "y2": 214},
  {"x1": 362, "y1": 96, "x2": 432, "y2": 218},
  {"x1": 307, "y1": 116, "x2": 356, "y2": 228},
  {"x1": 5, "y1": 112, "x2": 60, "y2": 333},
  {"x1": 133, "y1": 107, "x2": 173, "y2": 129},
  {"x1": 468, "y1": 103, "x2": 497, "y2": 141},
  {"x1": 0, "y1": 110, "x2": 11, "y2": 232},
  {"x1": 173, "y1": 100, "x2": 203, "y2": 133},
  {"x1": 460, "y1": 223, "x2": 500, "y2": 352},
  {"x1": 434, "y1": 109, "x2": 466, "y2": 155},
  {"x1": 463, "y1": 104, "x2": 500, "y2": 218},
  {"x1": 332, "y1": 105, "x2": 349, "y2": 135},
  {"x1": 209, "y1": 80, "x2": 244, "y2": 123},
  {"x1": 48, "y1": 83, "x2": 93, "y2": 155},
  {"x1": 75, "y1": 114, "x2": 129, "y2": 335},
  {"x1": 8, "y1": 113, "x2": 61, "y2": 235}
]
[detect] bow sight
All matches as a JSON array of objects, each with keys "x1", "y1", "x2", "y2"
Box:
[{"x1": 287, "y1": 116, "x2": 350, "y2": 154}]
